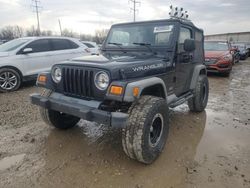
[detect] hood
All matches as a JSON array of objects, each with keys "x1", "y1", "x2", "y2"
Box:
[
  {"x1": 205, "y1": 51, "x2": 228, "y2": 59},
  {"x1": 60, "y1": 53, "x2": 170, "y2": 80},
  {"x1": 0, "y1": 52, "x2": 10, "y2": 57}
]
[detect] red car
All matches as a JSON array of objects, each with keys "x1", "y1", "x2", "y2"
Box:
[{"x1": 204, "y1": 41, "x2": 233, "y2": 76}]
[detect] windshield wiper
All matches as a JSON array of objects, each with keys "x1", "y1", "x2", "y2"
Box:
[
  {"x1": 108, "y1": 42, "x2": 127, "y2": 53},
  {"x1": 108, "y1": 42, "x2": 123, "y2": 46},
  {"x1": 132, "y1": 42, "x2": 155, "y2": 54}
]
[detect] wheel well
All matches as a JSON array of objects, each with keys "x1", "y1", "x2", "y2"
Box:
[
  {"x1": 141, "y1": 84, "x2": 166, "y2": 99},
  {"x1": 0, "y1": 66, "x2": 23, "y2": 80}
]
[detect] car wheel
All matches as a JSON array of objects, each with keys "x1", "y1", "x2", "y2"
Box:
[
  {"x1": 0, "y1": 68, "x2": 21, "y2": 92},
  {"x1": 122, "y1": 96, "x2": 169, "y2": 164},
  {"x1": 40, "y1": 89, "x2": 80, "y2": 129},
  {"x1": 188, "y1": 75, "x2": 209, "y2": 112}
]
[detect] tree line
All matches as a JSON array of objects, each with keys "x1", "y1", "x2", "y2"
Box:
[{"x1": 0, "y1": 25, "x2": 109, "y2": 44}]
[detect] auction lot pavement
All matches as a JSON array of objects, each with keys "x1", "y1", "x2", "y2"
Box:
[{"x1": 0, "y1": 59, "x2": 250, "y2": 188}]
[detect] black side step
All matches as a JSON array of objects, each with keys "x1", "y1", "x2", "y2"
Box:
[{"x1": 169, "y1": 92, "x2": 193, "y2": 108}]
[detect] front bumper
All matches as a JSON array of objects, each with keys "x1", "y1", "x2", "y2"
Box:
[
  {"x1": 205, "y1": 60, "x2": 232, "y2": 73},
  {"x1": 206, "y1": 65, "x2": 231, "y2": 73},
  {"x1": 30, "y1": 93, "x2": 128, "y2": 128}
]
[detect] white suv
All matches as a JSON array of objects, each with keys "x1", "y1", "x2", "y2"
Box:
[{"x1": 0, "y1": 37, "x2": 91, "y2": 92}]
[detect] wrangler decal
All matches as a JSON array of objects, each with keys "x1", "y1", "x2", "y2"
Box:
[{"x1": 132, "y1": 63, "x2": 164, "y2": 72}]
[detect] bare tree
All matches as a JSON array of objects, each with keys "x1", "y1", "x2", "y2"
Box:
[
  {"x1": 0, "y1": 25, "x2": 24, "y2": 40},
  {"x1": 26, "y1": 26, "x2": 39, "y2": 36},
  {"x1": 80, "y1": 34, "x2": 93, "y2": 41},
  {"x1": 93, "y1": 29, "x2": 109, "y2": 44},
  {"x1": 40, "y1": 30, "x2": 53, "y2": 36},
  {"x1": 61, "y1": 29, "x2": 78, "y2": 38}
]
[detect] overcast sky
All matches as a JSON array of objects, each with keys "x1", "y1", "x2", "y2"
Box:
[{"x1": 0, "y1": 0, "x2": 250, "y2": 35}]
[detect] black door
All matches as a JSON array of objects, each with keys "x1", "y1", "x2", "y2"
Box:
[{"x1": 175, "y1": 27, "x2": 194, "y2": 96}]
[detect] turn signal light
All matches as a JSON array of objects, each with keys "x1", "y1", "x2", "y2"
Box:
[
  {"x1": 110, "y1": 86, "x2": 123, "y2": 95},
  {"x1": 133, "y1": 87, "x2": 140, "y2": 97},
  {"x1": 38, "y1": 75, "x2": 47, "y2": 83}
]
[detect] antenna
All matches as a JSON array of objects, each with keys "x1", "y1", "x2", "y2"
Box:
[
  {"x1": 129, "y1": 0, "x2": 141, "y2": 22},
  {"x1": 169, "y1": 5, "x2": 190, "y2": 21}
]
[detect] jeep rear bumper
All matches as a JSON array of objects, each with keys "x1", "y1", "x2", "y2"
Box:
[{"x1": 30, "y1": 93, "x2": 128, "y2": 128}]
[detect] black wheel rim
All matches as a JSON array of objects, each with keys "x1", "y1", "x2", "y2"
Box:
[
  {"x1": 149, "y1": 113, "x2": 164, "y2": 147},
  {"x1": 0, "y1": 71, "x2": 18, "y2": 90}
]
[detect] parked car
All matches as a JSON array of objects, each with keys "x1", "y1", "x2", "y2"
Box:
[
  {"x1": 80, "y1": 41, "x2": 99, "y2": 54},
  {"x1": 232, "y1": 43, "x2": 249, "y2": 60},
  {"x1": 204, "y1": 41, "x2": 233, "y2": 76},
  {"x1": 230, "y1": 45, "x2": 240, "y2": 63},
  {"x1": 0, "y1": 37, "x2": 91, "y2": 92},
  {"x1": 246, "y1": 43, "x2": 250, "y2": 57}
]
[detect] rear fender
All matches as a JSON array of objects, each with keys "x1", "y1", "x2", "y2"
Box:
[{"x1": 190, "y1": 65, "x2": 207, "y2": 90}]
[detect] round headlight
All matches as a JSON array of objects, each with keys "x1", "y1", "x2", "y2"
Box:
[
  {"x1": 52, "y1": 67, "x2": 62, "y2": 83},
  {"x1": 94, "y1": 71, "x2": 110, "y2": 90}
]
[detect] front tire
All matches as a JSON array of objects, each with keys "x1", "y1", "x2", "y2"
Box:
[
  {"x1": 188, "y1": 75, "x2": 209, "y2": 112},
  {"x1": 40, "y1": 89, "x2": 80, "y2": 129},
  {"x1": 0, "y1": 68, "x2": 21, "y2": 92},
  {"x1": 122, "y1": 96, "x2": 169, "y2": 164}
]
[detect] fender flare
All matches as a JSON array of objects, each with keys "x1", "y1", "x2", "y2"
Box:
[
  {"x1": 123, "y1": 77, "x2": 167, "y2": 102},
  {"x1": 190, "y1": 64, "x2": 207, "y2": 90}
]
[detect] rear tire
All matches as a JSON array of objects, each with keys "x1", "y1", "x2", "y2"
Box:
[
  {"x1": 0, "y1": 68, "x2": 21, "y2": 92},
  {"x1": 122, "y1": 96, "x2": 169, "y2": 164},
  {"x1": 188, "y1": 75, "x2": 209, "y2": 112},
  {"x1": 40, "y1": 89, "x2": 80, "y2": 129}
]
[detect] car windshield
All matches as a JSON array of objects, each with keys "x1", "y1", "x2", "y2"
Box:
[
  {"x1": 106, "y1": 23, "x2": 174, "y2": 48},
  {"x1": 204, "y1": 42, "x2": 229, "y2": 51},
  {"x1": 83, "y1": 42, "x2": 95, "y2": 48},
  {"x1": 0, "y1": 38, "x2": 31, "y2": 52}
]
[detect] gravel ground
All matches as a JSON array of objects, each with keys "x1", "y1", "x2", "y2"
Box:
[{"x1": 0, "y1": 59, "x2": 250, "y2": 188}]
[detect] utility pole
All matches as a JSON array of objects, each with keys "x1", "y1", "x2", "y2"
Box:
[
  {"x1": 58, "y1": 19, "x2": 62, "y2": 36},
  {"x1": 129, "y1": 0, "x2": 141, "y2": 22},
  {"x1": 31, "y1": 0, "x2": 42, "y2": 36}
]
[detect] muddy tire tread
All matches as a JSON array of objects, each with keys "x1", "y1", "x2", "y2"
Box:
[
  {"x1": 122, "y1": 96, "x2": 168, "y2": 164},
  {"x1": 188, "y1": 75, "x2": 209, "y2": 112}
]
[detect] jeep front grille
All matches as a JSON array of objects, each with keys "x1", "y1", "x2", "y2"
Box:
[{"x1": 62, "y1": 67, "x2": 94, "y2": 98}]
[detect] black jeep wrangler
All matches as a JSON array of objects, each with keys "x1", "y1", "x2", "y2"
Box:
[{"x1": 31, "y1": 18, "x2": 209, "y2": 164}]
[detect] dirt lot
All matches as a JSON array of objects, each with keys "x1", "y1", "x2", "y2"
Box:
[{"x1": 0, "y1": 59, "x2": 250, "y2": 188}]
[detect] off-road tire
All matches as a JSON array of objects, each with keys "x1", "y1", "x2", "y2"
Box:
[
  {"x1": 40, "y1": 89, "x2": 80, "y2": 129},
  {"x1": 188, "y1": 75, "x2": 209, "y2": 112},
  {"x1": 0, "y1": 68, "x2": 21, "y2": 92},
  {"x1": 122, "y1": 96, "x2": 169, "y2": 164}
]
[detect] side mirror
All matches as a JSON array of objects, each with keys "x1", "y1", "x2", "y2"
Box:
[
  {"x1": 22, "y1": 48, "x2": 33, "y2": 54},
  {"x1": 184, "y1": 39, "x2": 196, "y2": 52}
]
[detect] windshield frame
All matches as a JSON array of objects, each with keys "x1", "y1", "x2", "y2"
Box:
[{"x1": 103, "y1": 21, "x2": 177, "y2": 52}]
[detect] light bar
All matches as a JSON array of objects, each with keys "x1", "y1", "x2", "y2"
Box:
[{"x1": 169, "y1": 5, "x2": 189, "y2": 20}]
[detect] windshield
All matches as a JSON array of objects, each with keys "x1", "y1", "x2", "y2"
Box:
[
  {"x1": 0, "y1": 38, "x2": 31, "y2": 52},
  {"x1": 204, "y1": 42, "x2": 229, "y2": 51},
  {"x1": 106, "y1": 23, "x2": 174, "y2": 48}
]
